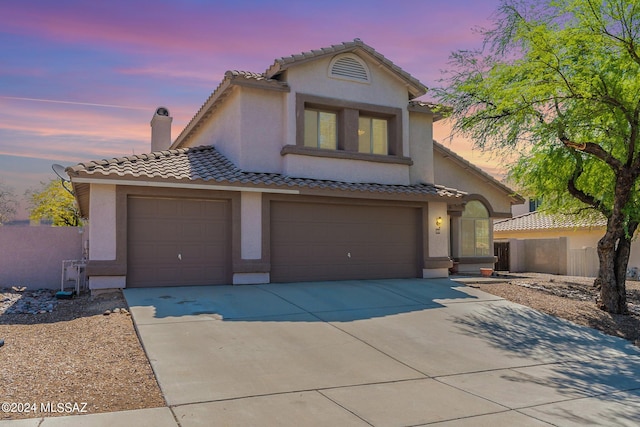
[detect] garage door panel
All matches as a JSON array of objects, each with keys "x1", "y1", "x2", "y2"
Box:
[
  {"x1": 179, "y1": 243, "x2": 226, "y2": 261},
  {"x1": 127, "y1": 197, "x2": 230, "y2": 287},
  {"x1": 271, "y1": 201, "x2": 421, "y2": 282},
  {"x1": 128, "y1": 266, "x2": 181, "y2": 286}
]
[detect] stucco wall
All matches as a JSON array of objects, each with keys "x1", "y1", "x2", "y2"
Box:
[
  {"x1": 433, "y1": 150, "x2": 513, "y2": 215},
  {"x1": 428, "y1": 202, "x2": 449, "y2": 258},
  {"x1": 409, "y1": 111, "x2": 434, "y2": 185},
  {"x1": 283, "y1": 54, "x2": 410, "y2": 132},
  {"x1": 496, "y1": 228, "x2": 604, "y2": 249},
  {"x1": 89, "y1": 184, "x2": 116, "y2": 260},
  {"x1": 0, "y1": 226, "x2": 83, "y2": 289},
  {"x1": 185, "y1": 88, "x2": 243, "y2": 165},
  {"x1": 237, "y1": 87, "x2": 286, "y2": 173},
  {"x1": 282, "y1": 154, "x2": 410, "y2": 185},
  {"x1": 497, "y1": 228, "x2": 640, "y2": 275},
  {"x1": 282, "y1": 54, "x2": 415, "y2": 184},
  {"x1": 240, "y1": 191, "x2": 262, "y2": 259},
  {"x1": 182, "y1": 52, "x2": 436, "y2": 186},
  {"x1": 511, "y1": 202, "x2": 530, "y2": 217},
  {"x1": 509, "y1": 237, "x2": 568, "y2": 275}
]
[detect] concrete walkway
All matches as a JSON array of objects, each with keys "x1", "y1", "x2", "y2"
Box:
[{"x1": 3, "y1": 278, "x2": 640, "y2": 426}]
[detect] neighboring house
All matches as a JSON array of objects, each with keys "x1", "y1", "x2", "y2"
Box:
[
  {"x1": 67, "y1": 39, "x2": 521, "y2": 290},
  {"x1": 494, "y1": 202, "x2": 640, "y2": 277}
]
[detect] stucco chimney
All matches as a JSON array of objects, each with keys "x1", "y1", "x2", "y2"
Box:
[{"x1": 150, "y1": 106, "x2": 172, "y2": 152}]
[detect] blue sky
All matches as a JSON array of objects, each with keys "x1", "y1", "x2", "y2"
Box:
[{"x1": 0, "y1": 0, "x2": 503, "y2": 218}]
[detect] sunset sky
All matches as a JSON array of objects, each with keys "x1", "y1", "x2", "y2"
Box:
[{"x1": 0, "y1": 0, "x2": 504, "y2": 219}]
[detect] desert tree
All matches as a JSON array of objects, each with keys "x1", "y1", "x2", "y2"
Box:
[
  {"x1": 28, "y1": 179, "x2": 82, "y2": 227},
  {"x1": 434, "y1": 0, "x2": 640, "y2": 313},
  {"x1": 0, "y1": 180, "x2": 17, "y2": 224}
]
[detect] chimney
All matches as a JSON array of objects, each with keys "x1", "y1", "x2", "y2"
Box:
[{"x1": 150, "y1": 106, "x2": 172, "y2": 152}]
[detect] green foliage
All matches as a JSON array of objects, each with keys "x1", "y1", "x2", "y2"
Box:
[
  {"x1": 28, "y1": 179, "x2": 82, "y2": 227},
  {"x1": 0, "y1": 180, "x2": 17, "y2": 224},
  {"x1": 435, "y1": 0, "x2": 640, "y2": 225}
]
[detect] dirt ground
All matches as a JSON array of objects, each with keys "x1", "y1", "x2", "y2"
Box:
[
  {"x1": 0, "y1": 290, "x2": 165, "y2": 420},
  {"x1": 1, "y1": 274, "x2": 638, "y2": 420}
]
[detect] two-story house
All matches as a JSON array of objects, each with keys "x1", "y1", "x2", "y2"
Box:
[{"x1": 67, "y1": 40, "x2": 522, "y2": 290}]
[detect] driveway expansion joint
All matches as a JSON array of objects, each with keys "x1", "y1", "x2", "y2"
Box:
[{"x1": 123, "y1": 280, "x2": 640, "y2": 426}]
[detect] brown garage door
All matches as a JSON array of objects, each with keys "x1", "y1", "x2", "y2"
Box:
[
  {"x1": 127, "y1": 197, "x2": 230, "y2": 287},
  {"x1": 271, "y1": 201, "x2": 421, "y2": 282}
]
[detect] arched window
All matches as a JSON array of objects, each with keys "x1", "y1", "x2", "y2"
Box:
[{"x1": 461, "y1": 200, "x2": 490, "y2": 257}]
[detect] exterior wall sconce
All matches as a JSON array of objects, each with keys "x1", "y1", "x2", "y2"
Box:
[{"x1": 435, "y1": 216, "x2": 443, "y2": 234}]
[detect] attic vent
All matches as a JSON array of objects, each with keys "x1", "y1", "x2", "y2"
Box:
[{"x1": 329, "y1": 54, "x2": 370, "y2": 83}]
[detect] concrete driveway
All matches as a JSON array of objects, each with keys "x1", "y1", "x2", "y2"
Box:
[{"x1": 122, "y1": 278, "x2": 640, "y2": 426}]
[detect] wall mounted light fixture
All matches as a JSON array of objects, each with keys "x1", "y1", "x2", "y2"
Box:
[{"x1": 435, "y1": 216, "x2": 443, "y2": 227}]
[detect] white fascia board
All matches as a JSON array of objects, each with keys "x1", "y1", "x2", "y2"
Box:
[{"x1": 72, "y1": 177, "x2": 300, "y2": 194}]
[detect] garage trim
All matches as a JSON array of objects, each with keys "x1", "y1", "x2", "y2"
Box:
[
  {"x1": 264, "y1": 194, "x2": 426, "y2": 283},
  {"x1": 86, "y1": 186, "x2": 243, "y2": 286}
]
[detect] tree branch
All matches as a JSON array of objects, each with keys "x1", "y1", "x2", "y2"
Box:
[
  {"x1": 559, "y1": 136, "x2": 623, "y2": 172},
  {"x1": 586, "y1": 0, "x2": 640, "y2": 66},
  {"x1": 566, "y1": 150, "x2": 611, "y2": 217}
]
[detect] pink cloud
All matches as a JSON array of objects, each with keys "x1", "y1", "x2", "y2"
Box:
[
  {"x1": 116, "y1": 66, "x2": 225, "y2": 85},
  {"x1": 0, "y1": 98, "x2": 153, "y2": 161},
  {"x1": 2, "y1": 3, "x2": 507, "y2": 159},
  {"x1": 1, "y1": 2, "x2": 308, "y2": 61}
]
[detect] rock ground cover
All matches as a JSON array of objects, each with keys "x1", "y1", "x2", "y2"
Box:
[{"x1": 0, "y1": 289, "x2": 165, "y2": 420}]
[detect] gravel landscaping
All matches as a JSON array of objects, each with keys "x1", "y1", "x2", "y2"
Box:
[
  {"x1": 0, "y1": 289, "x2": 165, "y2": 420},
  {"x1": 1, "y1": 274, "x2": 638, "y2": 420}
]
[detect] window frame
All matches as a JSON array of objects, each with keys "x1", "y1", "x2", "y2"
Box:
[
  {"x1": 358, "y1": 116, "x2": 388, "y2": 155},
  {"x1": 304, "y1": 108, "x2": 338, "y2": 150},
  {"x1": 460, "y1": 200, "x2": 491, "y2": 257},
  {"x1": 289, "y1": 93, "x2": 410, "y2": 165}
]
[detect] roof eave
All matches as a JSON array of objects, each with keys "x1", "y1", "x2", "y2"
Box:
[
  {"x1": 67, "y1": 173, "x2": 466, "y2": 214},
  {"x1": 265, "y1": 40, "x2": 427, "y2": 99},
  {"x1": 408, "y1": 102, "x2": 445, "y2": 122},
  {"x1": 433, "y1": 140, "x2": 524, "y2": 204},
  {"x1": 171, "y1": 77, "x2": 233, "y2": 150}
]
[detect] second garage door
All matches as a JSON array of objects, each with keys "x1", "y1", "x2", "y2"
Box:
[
  {"x1": 271, "y1": 201, "x2": 421, "y2": 282},
  {"x1": 127, "y1": 197, "x2": 231, "y2": 287}
]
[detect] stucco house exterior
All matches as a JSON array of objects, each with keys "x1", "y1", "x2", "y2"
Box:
[
  {"x1": 494, "y1": 201, "x2": 640, "y2": 277},
  {"x1": 67, "y1": 40, "x2": 521, "y2": 290}
]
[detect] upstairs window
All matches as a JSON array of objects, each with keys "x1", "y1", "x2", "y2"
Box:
[
  {"x1": 304, "y1": 109, "x2": 337, "y2": 150},
  {"x1": 529, "y1": 197, "x2": 542, "y2": 212},
  {"x1": 358, "y1": 116, "x2": 388, "y2": 155},
  {"x1": 293, "y1": 94, "x2": 406, "y2": 163}
]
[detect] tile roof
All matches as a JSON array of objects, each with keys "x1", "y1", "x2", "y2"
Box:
[
  {"x1": 494, "y1": 211, "x2": 607, "y2": 232},
  {"x1": 173, "y1": 40, "x2": 427, "y2": 148},
  {"x1": 68, "y1": 145, "x2": 466, "y2": 198},
  {"x1": 265, "y1": 39, "x2": 427, "y2": 99}
]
